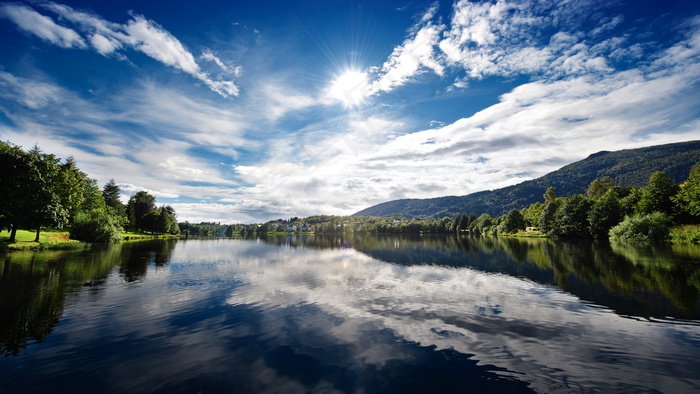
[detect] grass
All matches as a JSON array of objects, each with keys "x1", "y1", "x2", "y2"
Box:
[
  {"x1": 121, "y1": 230, "x2": 180, "y2": 240},
  {"x1": 0, "y1": 228, "x2": 84, "y2": 251}
]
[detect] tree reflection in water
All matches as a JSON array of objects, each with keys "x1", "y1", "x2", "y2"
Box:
[
  {"x1": 0, "y1": 240, "x2": 178, "y2": 356},
  {"x1": 259, "y1": 234, "x2": 700, "y2": 320}
]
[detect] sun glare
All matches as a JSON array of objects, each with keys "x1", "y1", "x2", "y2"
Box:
[{"x1": 329, "y1": 70, "x2": 369, "y2": 107}]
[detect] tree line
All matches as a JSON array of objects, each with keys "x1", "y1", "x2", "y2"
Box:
[
  {"x1": 458, "y1": 163, "x2": 700, "y2": 242},
  {"x1": 0, "y1": 141, "x2": 179, "y2": 243},
  {"x1": 238, "y1": 163, "x2": 700, "y2": 244}
]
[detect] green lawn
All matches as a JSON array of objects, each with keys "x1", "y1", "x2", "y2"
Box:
[{"x1": 0, "y1": 228, "x2": 83, "y2": 251}]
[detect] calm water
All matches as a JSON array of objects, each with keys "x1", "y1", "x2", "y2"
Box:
[{"x1": 1, "y1": 235, "x2": 699, "y2": 393}]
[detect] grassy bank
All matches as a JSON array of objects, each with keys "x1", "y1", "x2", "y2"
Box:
[
  {"x1": 121, "y1": 230, "x2": 181, "y2": 241},
  {"x1": 0, "y1": 228, "x2": 85, "y2": 251}
]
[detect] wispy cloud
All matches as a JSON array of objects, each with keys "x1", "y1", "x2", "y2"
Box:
[
  {"x1": 0, "y1": 2, "x2": 86, "y2": 48},
  {"x1": 2, "y1": 2, "x2": 240, "y2": 98}
]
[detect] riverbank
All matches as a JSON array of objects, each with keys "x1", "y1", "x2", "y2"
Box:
[
  {"x1": 0, "y1": 229, "x2": 84, "y2": 251},
  {"x1": 0, "y1": 228, "x2": 183, "y2": 251}
]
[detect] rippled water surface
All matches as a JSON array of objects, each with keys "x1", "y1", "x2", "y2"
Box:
[{"x1": 1, "y1": 235, "x2": 699, "y2": 393}]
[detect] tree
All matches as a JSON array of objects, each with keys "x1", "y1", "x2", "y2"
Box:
[
  {"x1": 126, "y1": 191, "x2": 156, "y2": 231},
  {"x1": 544, "y1": 187, "x2": 557, "y2": 203},
  {"x1": 70, "y1": 208, "x2": 122, "y2": 242},
  {"x1": 55, "y1": 157, "x2": 88, "y2": 221},
  {"x1": 25, "y1": 146, "x2": 69, "y2": 242},
  {"x1": 103, "y1": 179, "x2": 124, "y2": 213},
  {"x1": 551, "y1": 194, "x2": 592, "y2": 239},
  {"x1": 502, "y1": 209, "x2": 526, "y2": 234},
  {"x1": 588, "y1": 189, "x2": 623, "y2": 239},
  {"x1": 521, "y1": 202, "x2": 544, "y2": 227},
  {"x1": 636, "y1": 172, "x2": 679, "y2": 217},
  {"x1": 538, "y1": 200, "x2": 560, "y2": 235},
  {"x1": 609, "y1": 212, "x2": 672, "y2": 243},
  {"x1": 0, "y1": 141, "x2": 37, "y2": 242},
  {"x1": 672, "y1": 162, "x2": 700, "y2": 222},
  {"x1": 587, "y1": 177, "x2": 615, "y2": 201}
]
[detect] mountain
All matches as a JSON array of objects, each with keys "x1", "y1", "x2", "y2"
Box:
[{"x1": 353, "y1": 140, "x2": 700, "y2": 219}]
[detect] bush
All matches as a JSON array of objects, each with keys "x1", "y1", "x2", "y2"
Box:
[
  {"x1": 70, "y1": 209, "x2": 122, "y2": 242},
  {"x1": 609, "y1": 212, "x2": 672, "y2": 243}
]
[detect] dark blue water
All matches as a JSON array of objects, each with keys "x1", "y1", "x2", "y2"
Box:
[{"x1": 1, "y1": 236, "x2": 699, "y2": 393}]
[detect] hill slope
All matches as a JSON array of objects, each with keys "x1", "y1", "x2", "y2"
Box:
[{"x1": 353, "y1": 140, "x2": 700, "y2": 219}]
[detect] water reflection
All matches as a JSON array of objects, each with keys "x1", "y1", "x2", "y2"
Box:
[
  {"x1": 259, "y1": 234, "x2": 700, "y2": 321},
  {"x1": 0, "y1": 240, "x2": 178, "y2": 357},
  {"x1": 0, "y1": 237, "x2": 698, "y2": 393}
]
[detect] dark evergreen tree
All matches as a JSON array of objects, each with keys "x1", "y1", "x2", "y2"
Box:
[{"x1": 103, "y1": 179, "x2": 124, "y2": 214}]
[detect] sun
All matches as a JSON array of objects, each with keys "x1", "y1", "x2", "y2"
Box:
[{"x1": 329, "y1": 70, "x2": 369, "y2": 107}]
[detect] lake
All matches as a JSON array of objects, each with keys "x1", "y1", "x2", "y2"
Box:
[{"x1": 1, "y1": 235, "x2": 699, "y2": 393}]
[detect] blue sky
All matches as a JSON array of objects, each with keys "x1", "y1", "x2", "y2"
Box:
[{"x1": 1, "y1": 0, "x2": 699, "y2": 223}]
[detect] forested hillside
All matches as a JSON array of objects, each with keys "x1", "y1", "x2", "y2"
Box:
[{"x1": 353, "y1": 140, "x2": 700, "y2": 219}]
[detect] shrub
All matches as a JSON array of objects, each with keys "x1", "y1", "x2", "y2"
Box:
[
  {"x1": 70, "y1": 208, "x2": 122, "y2": 242},
  {"x1": 609, "y1": 212, "x2": 672, "y2": 243}
]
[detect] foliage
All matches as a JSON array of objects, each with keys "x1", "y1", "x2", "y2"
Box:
[
  {"x1": 609, "y1": 212, "x2": 673, "y2": 243},
  {"x1": 126, "y1": 191, "x2": 157, "y2": 231},
  {"x1": 636, "y1": 172, "x2": 679, "y2": 217},
  {"x1": 501, "y1": 209, "x2": 526, "y2": 234},
  {"x1": 141, "y1": 206, "x2": 179, "y2": 235},
  {"x1": 670, "y1": 225, "x2": 700, "y2": 244},
  {"x1": 538, "y1": 200, "x2": 560, "y2": 234},
  {"x1": 543, "y1": 186, "x2": 557, "y2": 203},
  {"x1": 521, "y1": 202, "x2": 544, "y2": 227},
  {"x1": 587, "y1": 176, "x2": 615, "y2": 201},
  {"x1": 103, "y1": 179, "x2": 125, "y2": 216},
  {"x1": 70, "y1": 208, "x2": 123, "y2": 242},
  {"x1": 588, "y1": 189, "x2": 623, "y2": 239},
  {"x1": 0, "y1": 142, "x2": 69, "y2": 242},
  {"x1": 672, "y1": 162, "x2": 700, "y2": 222},
  {"x1": 551, "y1": 194, "x2": 592, "y2": 239}
]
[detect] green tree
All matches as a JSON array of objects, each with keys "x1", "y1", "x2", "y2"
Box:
[
  {"x1": 551, "y1": 194, "x2": 592, "y2": 239},
  {"x1": 587, "y1": 177, "x2": 615, "y2": 201},
  {"x1": 502, "y1": 209, "x2": 526, "y2": 234},
  {"x1": 126, "y1": 191, "x2": 157, "y2": 231},
  {"x1": 609, "y1": 212, "x2": 672, "y2": 243},
  {"x1": 55, "y1": 157, "x2": 88, "y2": 221},
  {"x1": 672, "y1": 162, "x2": 700, "y2": 222},
  {"x1": 544, "y1": 187, "x2": 557, "y2": 203},
  {"x1": 521, "y1": 202, "x2": 544, "y2": 227},
  {"x1": 102, "y1": 179, "x2": 125, "y2": 216},
  {"x1": 588, "y1": 189, "x2": 623, "y2": 239},
  {"x1": 636, "y1": 172, "x2": 679, "y2": 217},
  {"x1": 25, "y1": 146, "x2": 69, "y2": 242},
  {"x1": 538, "y1": 200, "x2": 560, "y2": 235},
  {"x1": 70, "y1": 208, "x2": 122, "y2": 242},
  {"x1": 0, "y1": 141, "x2": 37, "y2": 242}
]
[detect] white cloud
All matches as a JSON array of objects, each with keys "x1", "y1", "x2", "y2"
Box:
[
  {"x1": 4, "y1": 2, "x2": 241, "y2": 98},
  {"x1": 369, "y1": 0, "x2": 633, "y2": 94},
  {"x1": 368, "y1": 7, "x2": 445, "y2": 95},
  {"x1": 0, "y1": 71, "x2": 65, "y2": 109},
  {"x1": 0, "y1": 3, "x2": 86, "y2": 48}
]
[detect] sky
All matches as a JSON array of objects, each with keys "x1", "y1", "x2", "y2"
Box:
[{"x1": 1, "y1": 0, "x2": 699, "y2": 224}]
